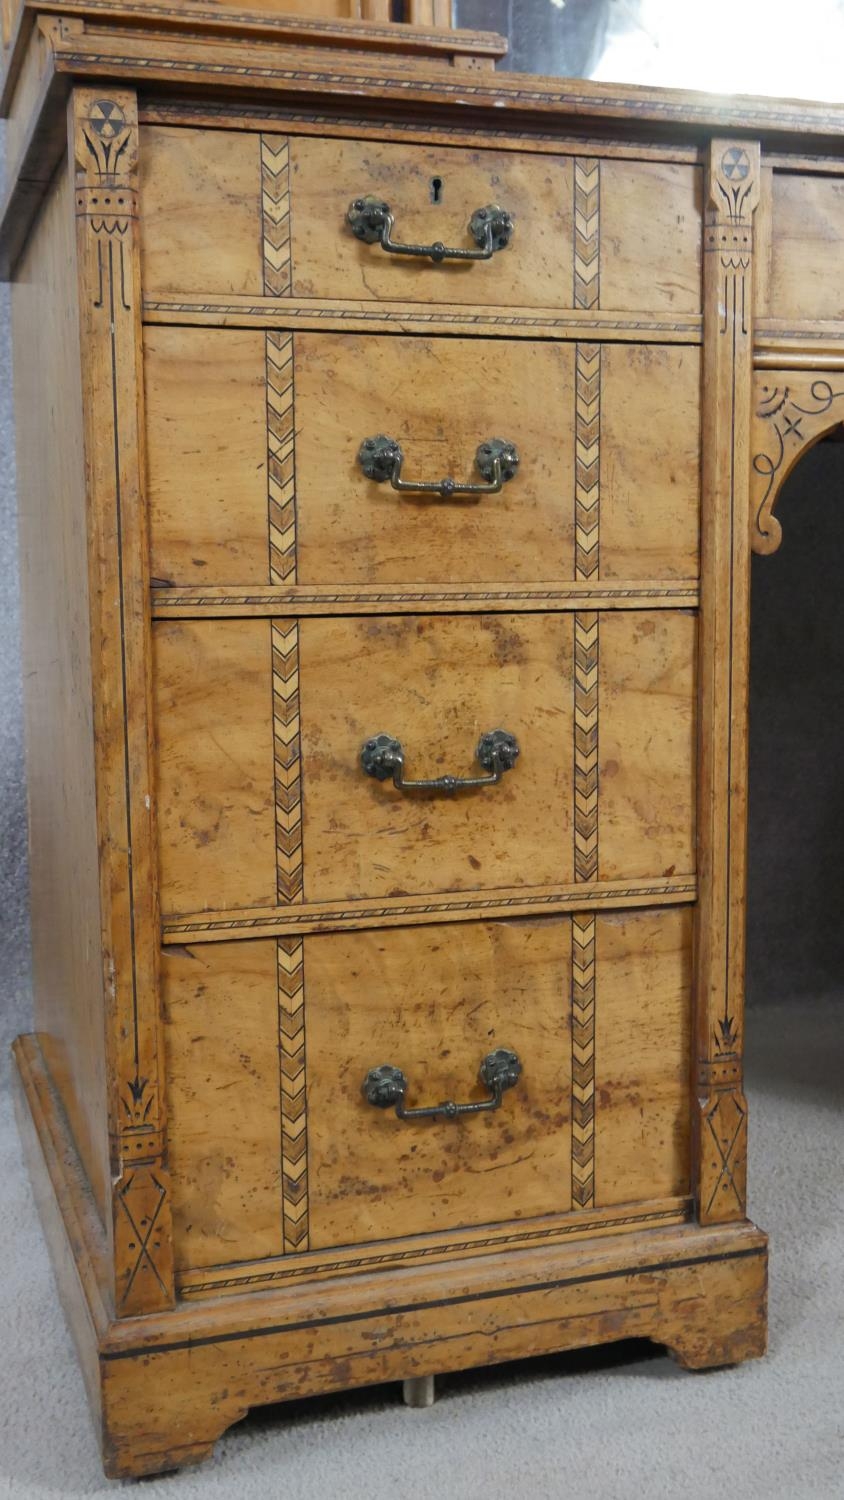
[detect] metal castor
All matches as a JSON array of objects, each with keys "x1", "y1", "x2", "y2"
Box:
[{"x1": 402, "y1": 1375, "x2": 436, "y2": 1408}]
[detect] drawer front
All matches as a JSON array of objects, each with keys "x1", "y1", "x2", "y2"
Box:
[
  {"x1": 144, "y1": 327, "x2": 700, "y2": 587},
  {"x1": 139, "y1": 126, "x2": 701, "y2": 315},
  {"x1": 162, "y1": 908, "x2": 691, "y2": 1272},
  {"x1": 152, "y1": 610, "x2": 695, "y2": 916},
  {"x1": 139, "y1": 127, "x2": 572, "y2": 308}
]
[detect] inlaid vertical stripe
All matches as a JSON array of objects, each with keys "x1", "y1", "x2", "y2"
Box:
[
  {"x1": 261, "y1": 134, "x2": 292, "y2": 296},
  {"x1": 272, "y1": 619, "x2": 303, "y2": 904},
  {"x1": 571, "y1": 913, "x2": 596, "y2": 1208},
  {"x1": 267, "y1": 331, "x2": 296, "y2": 584},
  {"x1": 574, "y1": 341, "x2": 601, "y2": 882},
  {"x1": 575, "y1": 343, "x2": 601, "y2": 581},
  {"x1": 278, "y1": 936, "x2": 308, "y2": 1251},
  {"x1": 574, "y1": 614, "x2": 599, "y2": 883},
  {"x1": 572, "y1": 326, "x2": 601, "y2": 1207},
  {"x1": 574, "y1": 157, "x2": 600, "y2": 310}
]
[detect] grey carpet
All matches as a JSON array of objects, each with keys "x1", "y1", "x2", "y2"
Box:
[{"x1": 1, "y1": 998, "x2": 842, "y2": 1499}]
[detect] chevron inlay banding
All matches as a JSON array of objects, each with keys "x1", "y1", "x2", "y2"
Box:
[
  {"x1": 272, "y1": 620, "x2": 303, "y2": 904},
  {"x1": 574, "y1": 158, "x2": 600, "y2": 310},
  {"x1": 574, "y1": 613, "x2": 599, "y2": 884},
  {"x1": 575, "y1": 343, "x2": 601, "y2": 581},
  {"x1": 266, "y1": 331, "x2": 296, "y2": 584},
  {"x1": 571, "y1": 913, "x2": 596, "y2": 1209},
  {"x1": 261, "y1": 134, "x2": 292, "y2": 296},
  {"x1": 277, "y1": 936, "x2": 308, "y2": 1252}
]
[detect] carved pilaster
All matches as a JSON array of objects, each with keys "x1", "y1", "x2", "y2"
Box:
[
  {"x1": 695, "y1": 140, "x2": 760, "y2": 1225},
  {"x1": 71, "y1": 89, "x2": 174, "y2": 1312}
]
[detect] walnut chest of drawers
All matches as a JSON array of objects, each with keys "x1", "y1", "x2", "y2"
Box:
[{"x1": 9, "y1": 0, "x2": 844, "y2": 1479}]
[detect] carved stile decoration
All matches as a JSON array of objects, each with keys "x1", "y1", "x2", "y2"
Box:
[
  {"x1": 696, "y1": 140, "x2": 760, "y2": 1225},
  {"x1": 71, "y1": 88, "x2": 174, "y2": 1313}
]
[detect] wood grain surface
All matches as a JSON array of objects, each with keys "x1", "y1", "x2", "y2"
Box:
[
  {"x1": 143, "y1": 327, "x2": 701, "y2": 589},
  {"x1": 3, "y1": 12, "x2": 791, "y2": 1473},
  {"x1": 768, "y1": 171, "x2": 844, "y2": 320},
  {"x1": 306, "y1": 919, "x2": 573, "y2": 1245},
  {"x1": 163, "y1": 940, "x2": 284, "y2": 1270},
  {"x1": 595, "y1": 907, "x2": 692, "y2": 1204},
  {"x1": 12, "y1": 159, "x2": 110, "y2": 1218}
]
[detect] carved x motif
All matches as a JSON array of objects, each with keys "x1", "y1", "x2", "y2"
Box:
[
  {"x1": 704, "y1": 1093, "x2": 747, "y2": 1217},
  {"x1": 116, "y1": 1172, "x2": 169, "y2": 1307}
]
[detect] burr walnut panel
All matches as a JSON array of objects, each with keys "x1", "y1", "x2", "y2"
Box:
[
  {"x1": 297, "y1": 612, "x2": 575, "y2": 903},
  {"x1": 599, "y1": 344, "x2": 701, "y2": 580},
  {"x1": 153, "y1": 619, "x2": 277, "y2": 914},
  {"x1": 145, "y1": 327, "x2": 270, "y2": 585},
  {"x1": 767, "y1": 171, "x2": 844, "y2": 320},
  {"x1": 163, "y1": 939, "x2": 283, "y2": 1271},
  {"x1": 594, "y1": 906, "x2": 692, "y2": 1205},
  {"x1": 144, "y1": 327, "x2": 701, "y2": 588},
  {"x1": 599, "y1": 160, "x2": 703, "y2": 313},
  {"x1": 306, "y1": 919, "x2": 573, "y2": 1247},
  {"x1": 598, "y1": 611, "x2": 696, "y2": 883},
  {"x1": 293, "y1": 333, "x2": 574, "y2": 584},
  {"x1": 140, "y1": 127, "x2": 264, "y2": 296}
]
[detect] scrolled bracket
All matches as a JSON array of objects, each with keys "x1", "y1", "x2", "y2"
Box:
[{"x1": 751, "y1": 376, "x2": 844, "y2": 555}]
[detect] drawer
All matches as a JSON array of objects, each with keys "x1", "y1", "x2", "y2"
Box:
[
  {"x1": 151, "y1": 611, "x2": 696, "y2": 916},
  {"x1": 144, "y1": 327, "x2": 701, "y2": 586},
  {"x1": 139, "y1": 128, "x2": 573, "y2": 308},
  {"x1": 139, "y1": 127, "x2": 701, "y2": 314},
  {"x1": 162, "y1": 908, "x2": 692, "y2": 1269}
]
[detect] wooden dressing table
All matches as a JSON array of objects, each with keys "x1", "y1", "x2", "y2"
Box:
[{"x1": 4, "y1": 0, "x2": 842, "y2": 1477}]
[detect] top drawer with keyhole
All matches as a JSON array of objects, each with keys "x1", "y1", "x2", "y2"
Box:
[
  {"x1": 140, "y1": 127, "x2": 702, "y2": 314},
  {"x1": 139, "y1": 128, "x2": 573, "y2": 308}
]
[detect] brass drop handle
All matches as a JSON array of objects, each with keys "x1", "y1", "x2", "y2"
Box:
[
  {"x1": 358, "y1": 435, "x2": 520, "y2": 500},
  {"x1": 347, "y1": 195, "x2": 514, "y2": 262},
  {"x1": 363, "y1": 1049, "x2": 523, "y2": 1122},
  {"x1": 361, "y1": 729, "x2": 519, "y2": 793}
]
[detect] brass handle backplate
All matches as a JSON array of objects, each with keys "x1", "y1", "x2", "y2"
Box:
[
  {"x1": 347, "y1": 195, "x2": 514, "y2": 262},
  {"x1": 361, "y1": 729, "x2": 519, "y2": 794},
  {"x1": 362, "y1": 1049, "x2": 523, "y2": 1122},
  {"x1": 358, "y1": 435, "x2": 520, "y2": 500}
]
